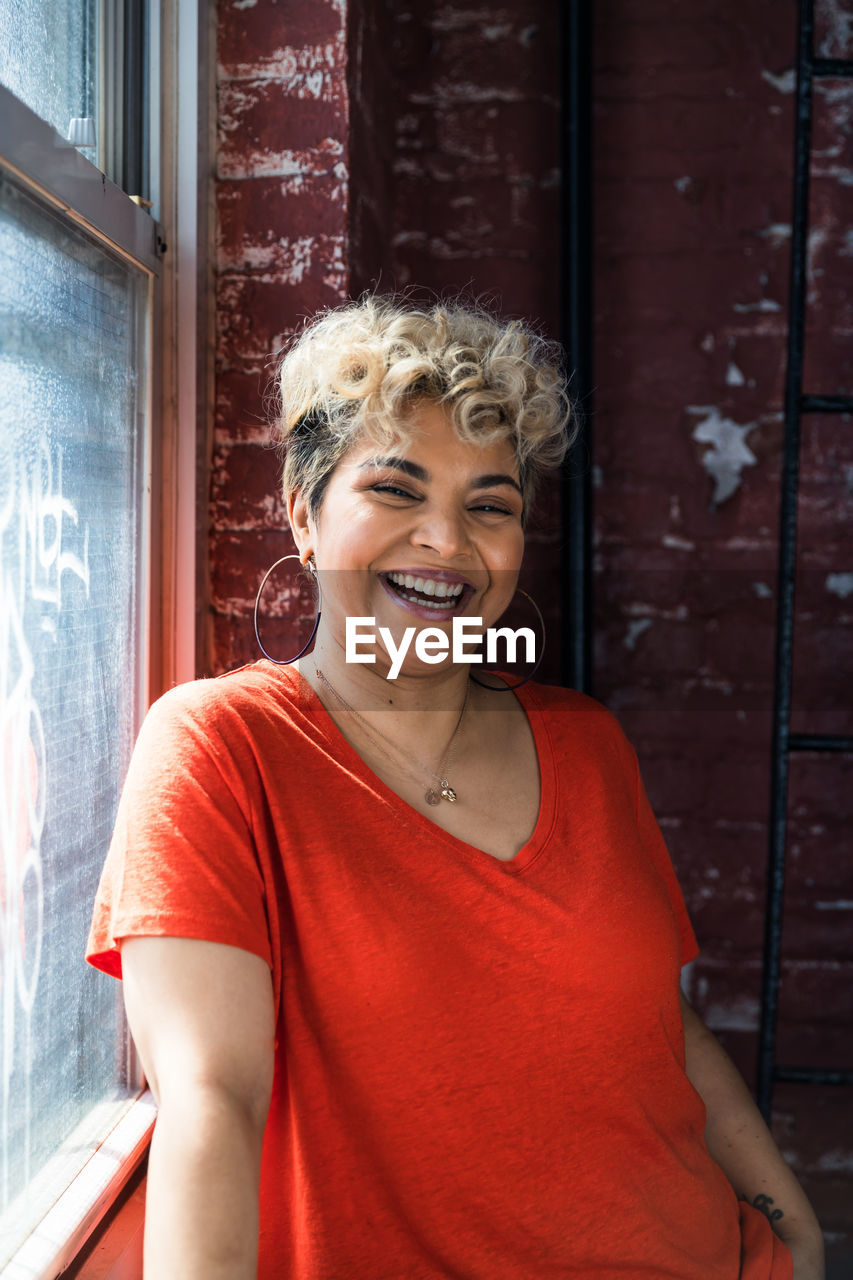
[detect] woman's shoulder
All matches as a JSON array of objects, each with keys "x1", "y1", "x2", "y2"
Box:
[
  {"x1": 522, "y1": 679, "x2": 637, "y2": 764},
  {"x1": 523, "y1": 679, "x2": 626, "y2": 730},
  {"x1": 142, "y1": 661, "x2": 304, "y2": 744}
]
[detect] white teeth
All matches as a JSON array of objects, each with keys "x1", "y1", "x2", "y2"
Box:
[
  {"x1": 407, "y1": 596, "x2": 452, "y2": 609},
  {"x1": 386, "y1": 571, "x2": 466, "y2": 600}
]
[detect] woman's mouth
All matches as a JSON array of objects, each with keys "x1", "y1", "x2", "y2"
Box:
[{"x1": 379, "y1": 571, "x2": 474, "y2": 616}]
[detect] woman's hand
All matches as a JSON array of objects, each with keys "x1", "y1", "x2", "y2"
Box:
[
  {"x1": 121, "y1": 936, "x2": 276, "y2": 1279},
  {"x1": 680, "y1": 994, "x2": 825, "y2": 1280}
]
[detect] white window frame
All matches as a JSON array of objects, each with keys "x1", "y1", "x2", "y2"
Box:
[{"x1": 0, "y1": 1, "x2": 211, "y2": 1272}]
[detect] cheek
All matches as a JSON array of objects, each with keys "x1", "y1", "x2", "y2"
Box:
[
  {"x1": 315, "y1": 503, "x2": 379, "y2": 567},
  {"x1": 493, "y1": 528, "x2": 525, "y2": 572}
]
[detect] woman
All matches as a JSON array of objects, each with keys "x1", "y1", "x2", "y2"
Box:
[{"x1": 87, "y1": 295, "x2": 824, "y2": 1279}]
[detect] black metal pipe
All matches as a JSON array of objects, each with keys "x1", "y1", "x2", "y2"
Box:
[
  {"x1": 757, "y1": 0, "x2": 815, "y2": 1122},
  {"x1": 559, "y1": 0, "x2": 594, "y2": 694},
  {"x1": 812, "y1": 56, "x2": 853, "y2": 78},
  {"x1": 800, "y1": 394, "x2": 853, "y2": 412},
  {"x1": 775, "y1": 1067, "x2": 853, "y2": 1085},
  {"x1": 789, "y1": 733, "x2": 853, "y2": 752}
]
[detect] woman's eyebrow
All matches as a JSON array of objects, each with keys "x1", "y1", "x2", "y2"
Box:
[
  {"x1": 359, "y1": 456, "x2": 429, "y2": 482},
  {"x1": 471, "y1": 473, "x2": 523, "y2": 496}
]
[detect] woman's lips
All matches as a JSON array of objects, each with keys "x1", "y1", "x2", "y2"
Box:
[{"x1": 377, "y1": 571, "x2": 476, "y2": 622}]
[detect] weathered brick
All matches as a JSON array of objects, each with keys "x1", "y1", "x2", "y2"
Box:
[
  {"x1": 218, "y1": 0, "x2": 344, "y2": 79},
  {"x1": 217, "y1": 269, "x2": 347, "y2": 375},
  {"x1": 218, "y1": 176, "x2": 349, "y2": 271},
  {"x1": 217, "y1": 80, "x2": 347, "y2": 180},
  {"x1": 210, "y1": 609, "x2": 261, "y2": 673},
  {"x1": 210, "y1": 441, "x2": 287, "y2": 532}
]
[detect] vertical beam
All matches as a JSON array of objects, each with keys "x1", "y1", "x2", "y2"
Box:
[
  {"x1": 155, "y1": 0, "x2": 214, "y2": 687},
  {"x1": 559, "y1": 0, "x2": 594, "y2": 694},
  {"x1": 756, "y1": 0, "x2": 815, "y2": 1120}
]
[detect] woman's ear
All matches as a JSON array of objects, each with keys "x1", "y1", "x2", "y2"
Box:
[{"x1": 286, "y1": 490, "x2": 314, "y2": 563}]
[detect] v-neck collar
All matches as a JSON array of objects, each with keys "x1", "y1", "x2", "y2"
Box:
[{"x1": 282, "y1": 664, "x2": 559, "y2": 876}]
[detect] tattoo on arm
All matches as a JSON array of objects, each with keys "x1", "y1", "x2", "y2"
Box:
[{"x1": 753, "y1": 1193, "x2": 784, "y2": 1224}]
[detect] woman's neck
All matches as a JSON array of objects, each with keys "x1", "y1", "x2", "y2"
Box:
[
  {"x1": 302, "y1": 630, "x2": 472, "y2": 716},
  {"x1": 296, "y1": 632, "x2": 478, "y2": 786}
]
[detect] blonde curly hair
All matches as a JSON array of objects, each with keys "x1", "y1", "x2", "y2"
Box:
[{"x1": 271, "y1": 294, "x2": 575, "y2": 518}]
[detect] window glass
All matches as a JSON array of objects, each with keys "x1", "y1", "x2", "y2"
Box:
[
  {"x1": 0, "y1": 170, "x2": 148, "y2": 1264},
  {"x1": 0, "y1": 0, "x2": 96, "y2": 148}
]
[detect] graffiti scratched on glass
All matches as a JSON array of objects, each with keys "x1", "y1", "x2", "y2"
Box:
[{"x1": 0, "y1": 440, "x2": 89, "y2": 1204}]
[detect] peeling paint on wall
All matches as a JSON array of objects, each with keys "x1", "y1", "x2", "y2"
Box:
[
  {"x1": 662, "y1": 534, "x2": 695, "y2": 551},
  {"x1": 757, "y1": 223, "x2": 792, "y2": 245},
  {"x1": 817, "y1": 0, "x2": 853, "y2": 57},
  {"x1": 219, "y1": 41, "x2": 345, "y2": 85},
  {"x1": 761, "y1": 68, "x2": 796, "y2": 94},
  {"x1": 702, "y1": 995, "x2": 761, "y2": 1032},
  {"x1": 623, "y1": 618, "x2": 653, "y2": 650},
  {"x1": 688, "y1": 406, "x2": 759, "y2": 505},
  {"x1": 826, "y1": 571, "x2": 853, "y2": 598},
  {"x1": 218, "y1": 139, "x2": 346, "y2": 182}
]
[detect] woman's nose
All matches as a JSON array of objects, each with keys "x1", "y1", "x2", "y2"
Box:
[{"x1": 410, "y1": 506, "x2": 471, "y2": 559}]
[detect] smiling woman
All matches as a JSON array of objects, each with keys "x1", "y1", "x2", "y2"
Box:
[{"x1": 86, "y1": 294, "x2": 824, "y2": 1280}]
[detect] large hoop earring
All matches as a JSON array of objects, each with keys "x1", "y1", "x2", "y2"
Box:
[
  {"x1": 469, "y1": 589, "x2": 546, "y2": 692},
  {"x1": 254, "y1": 554, "x2": 321, "y2": 665}
]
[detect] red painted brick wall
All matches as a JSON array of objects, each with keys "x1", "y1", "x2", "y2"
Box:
[
  {"x1": 593, "y1": 0, "x2": 852, "y2": 1265},
  {"x1": 211, "y1": 0, "x2": 851, "y2": 1265},
  {"x1": 213, "y1": 0, "x2": 351, "y2": 672},
  {"x1": 387, "y1": 2, "x2": 565, "y2": 679}
]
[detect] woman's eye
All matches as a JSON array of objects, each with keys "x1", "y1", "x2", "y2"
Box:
[
  {"x1": 372, "y1": 483, "x2": 418, "y2": 499},
  {"x1": 471, "y1": 502, "x2": 512, "y2": 516}
]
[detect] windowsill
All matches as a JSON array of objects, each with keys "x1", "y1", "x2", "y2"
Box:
[
  {"x1": 3, "y1": 1093, "x2": 155, "y2": 1280},
  {"x1": 62, "y1": 1163, "x2": 147, "y2": 1280}
]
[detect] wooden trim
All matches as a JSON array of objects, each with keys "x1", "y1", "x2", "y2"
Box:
[{"x1": 154, "y1": 0, "x2": 214, "y2": 690}]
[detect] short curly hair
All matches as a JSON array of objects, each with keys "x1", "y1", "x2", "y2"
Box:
[{"x1": 271, "y1": 293, "x2": 575, "y2": 518}]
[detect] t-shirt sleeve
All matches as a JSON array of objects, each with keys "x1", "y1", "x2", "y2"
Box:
[
  {"x1": 630, "y1": 747, "x2": 700, "y2": 968},
  {"x1": 86, "y1": 684, "x2": 273, "y2": 980}
]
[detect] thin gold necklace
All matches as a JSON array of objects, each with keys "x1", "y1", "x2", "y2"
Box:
[{"x1": 314, "y1": 667, "x2": 470, "y2": 805}]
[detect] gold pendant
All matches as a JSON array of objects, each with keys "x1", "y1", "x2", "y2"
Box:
[{"x1": 440, "y1": 782, "x2": 457, "y2": 803}]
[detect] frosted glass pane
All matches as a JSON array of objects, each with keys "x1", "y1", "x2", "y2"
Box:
[
  {"x1": 0, "y1": 171, "x2": 148, "y2": 1263},
  {"x1": 0, "y1": 0, "x2": 95, "y2": 144}
]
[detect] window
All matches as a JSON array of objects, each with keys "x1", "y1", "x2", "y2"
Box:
[
  {"x1": 0, "y1": 159, "x2": 152, "y2": 1270},
  {"x1": 0, "y1": 0, "x2": 96, "y2": 156},
  {"x1": 0, "y1": 0, "x2": 209, "y2": 1270}
]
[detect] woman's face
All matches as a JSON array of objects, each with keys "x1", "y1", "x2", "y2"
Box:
[{"x1": 289, "y1": 400, "x2": 525, "y2": 676}]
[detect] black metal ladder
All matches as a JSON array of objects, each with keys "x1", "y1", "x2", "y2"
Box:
[
  {"x1": 559, "y1": 0, "x2": 594, "y2": 695},
  {"x1": 756, "y1": 0, "x2": 853, "y2": 1119}
]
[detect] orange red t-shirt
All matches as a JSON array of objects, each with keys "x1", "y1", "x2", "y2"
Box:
[{"x1": 87, "y1": 663, "x2": 792, "y2": 1279}]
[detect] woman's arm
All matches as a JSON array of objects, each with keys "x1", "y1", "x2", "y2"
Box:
[
  {"x1": 121, "y1": 936, "x2": 276, "y2": 1279},
  {"x1": 681, "y1": 993, "x2": 825, "y2": 1280}
]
